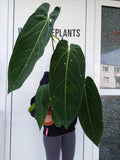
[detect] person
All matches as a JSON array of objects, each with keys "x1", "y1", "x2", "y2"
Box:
[{"x1": 29, "y1": 71, "x2": 77, "y2": 160}]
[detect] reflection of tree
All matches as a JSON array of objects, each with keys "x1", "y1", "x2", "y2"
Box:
[{"x1": 101, "y1": 6, "x2": 120, "y2": 54}]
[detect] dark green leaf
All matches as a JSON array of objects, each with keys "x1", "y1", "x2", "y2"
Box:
[
  {"x1": 51, "y1": 112, "x2": 62, "y2": 127},
  {"x1": 35, "y1": 84, "x2": 49, "y2": 130},
  {"x1": 49, "y1": 40, "x2": 85, "y2": 128},
  {"x1": 78, "y1": 76, "x2": 103, "y2": 146},
  {"x1": 8, "y1": 3, "x2": 60, "y2": 93}
]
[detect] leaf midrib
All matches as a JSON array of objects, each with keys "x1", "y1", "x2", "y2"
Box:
[
  {"x1": 12, "y1": 19, "x2": 49, "y2": 89},
  {"x1": 64, "y1": 51, "x2": 70, "y2": 122},
  {"x1": 21, "y1": 19, "x2": 46, "y2": 39}
]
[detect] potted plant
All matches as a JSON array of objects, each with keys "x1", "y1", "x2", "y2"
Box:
[{"x1": 8, "y1": 3, "x2": 103, "y2": 146}]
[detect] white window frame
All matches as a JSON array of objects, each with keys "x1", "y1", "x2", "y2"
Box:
[{"x1": 2, "y1": 0, "x2": 15, "y2": 160}]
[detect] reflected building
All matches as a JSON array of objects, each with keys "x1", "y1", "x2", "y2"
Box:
[{"x1": 100, "y1": 49, "x2": 120, "y2": 89}]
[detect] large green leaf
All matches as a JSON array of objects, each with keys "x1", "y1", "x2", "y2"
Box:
[
  {"x1": 35, "y1": 84, "x2": 49, "y2": 130},
  {"x1": 49, "y1": 40, "x2": 85, "y2": 128},
  {"x1": 78, "y1": 76, "x2": 103, "y2": 146},
  {"x1": 8, "y1": 3, "x2": 60, "y2": 93},
  {"x1": 52, "y1": 111, "x2": 62, "y2": 127}
]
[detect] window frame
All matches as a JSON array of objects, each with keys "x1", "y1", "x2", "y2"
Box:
[{"x1": 95, "y1": 0, "x2": 120, "y2": 95}]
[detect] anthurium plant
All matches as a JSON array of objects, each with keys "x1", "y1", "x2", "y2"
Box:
[{"x1": 8, "y1": 3, "x2": 103, "y2": 146}]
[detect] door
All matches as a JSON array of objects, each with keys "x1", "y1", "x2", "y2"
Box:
[{"x1": 9, "y1": 0, "x2": 86, "y2": 160}]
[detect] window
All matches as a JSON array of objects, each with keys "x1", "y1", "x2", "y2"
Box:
[
  {"x1": 116, "y1": 77, "x2": 120, "y2": 88},
  {"x1": 115, "y1": 67, "x2": 120, "y2": 73},
  {"x1": 100, "y1": 6, "x2": 120, "y2": 89},
  {"x1": 104, "y1": 77, "x2": 110, "y2": 82},
  {"x1": 99, "y1": 4, "x2": 120, "y2": 160},
  {"x1": 103, "y1": 66, "x2": 108, "y2": 72}
]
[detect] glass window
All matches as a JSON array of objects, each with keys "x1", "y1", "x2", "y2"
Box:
[
  {"x1": 115, "y1": 67, "x2": 120, "y2": 73},
  {"x1": 104, "y1": 77, "x2": 110, "y2": 82},
  {"x1": 100, "y1": 96, "x2": 120, "y2": 160},
  {"x1": 103, "y1": 66, "x2": 108, "y2": 72},
  {"x1": 99, "y1": 6, "x2": 120, "y2": 160},
  {"x1": 116, "y1": 77, "x2": 120, "y2": 88},
  {"x1": 100, "y1": 6, "x2": 120, "y2": 89}
]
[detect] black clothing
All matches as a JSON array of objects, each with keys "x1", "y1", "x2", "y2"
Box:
[
  {"x1": 43, "y1": 117, "x2": 77, "y2": 136},
  {"x1": 30, "y1": 71, "x2": 77, "y2": 136}
]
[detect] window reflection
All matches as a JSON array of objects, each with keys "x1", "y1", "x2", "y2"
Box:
[
  {"x1": 100, "y1": 96, "x2": 120, "y2": 160},
  {"x1": 100, "y1": 6, "x2": 120, "y2": 89}
]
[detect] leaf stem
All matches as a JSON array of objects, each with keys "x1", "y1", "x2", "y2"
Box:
[
  {"x1": 51, "y1": 36, "x2": 55, "y2": 52},
  {"x1": 51, "y1": 34, "x2": 60, "y2": 52},
  {"x1": 51, "y1": 34, "x2": 60, "y2": 41}
]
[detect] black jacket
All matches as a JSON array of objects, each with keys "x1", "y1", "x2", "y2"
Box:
[{"x1": 30, "y1": 71, "x2": 77, "y2": 136}]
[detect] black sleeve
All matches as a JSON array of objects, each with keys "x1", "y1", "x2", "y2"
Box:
[
  {"x1": 30, "y1": 95, "x2": 36, "y2": 118},
  {"x1": 29, "y1": 71, "x2": 49, "y2": 118},
  {"x1": 30, "y1": 95, "x2": 35, "y2": 105}
]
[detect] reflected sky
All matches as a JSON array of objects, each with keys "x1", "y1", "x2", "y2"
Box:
[{"x1": 101, "y1": 49, "x2": 120, "y2": 66}]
